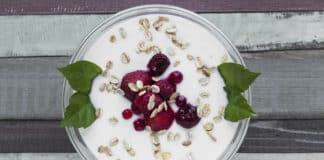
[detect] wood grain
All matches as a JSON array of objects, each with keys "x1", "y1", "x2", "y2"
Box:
[
  {"x1": 1, "y1": 12, "x2": 324, "y2": 57},
  {"x1": 1, "y1": 50, "x2": 324, "y2": 120},
  {"x1": 1, "y1": 0, "x2": 324, "y2": 15},
  {"x1": 0, "y1": 119, "x2": 323, "y2": 153},
  {"x1": 1, "y1": 153, "x2": 324, "y2": 160}
]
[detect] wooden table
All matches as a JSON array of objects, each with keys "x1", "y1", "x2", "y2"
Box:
[{"x1": 0, "y1": 0, "x2": 324, "y2": 159}]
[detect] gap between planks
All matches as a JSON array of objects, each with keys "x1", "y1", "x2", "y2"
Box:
[
  {"x1": 0, "y1": 153, "x2": 324, "y2": 160},
  {"x1": 0, "y1": 12, "x2": 324, "y2": 57}
]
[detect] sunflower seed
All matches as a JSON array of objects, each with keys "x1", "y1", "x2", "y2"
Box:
[
  {"x1": 182, "y1": 140, "x2": 192, "y2": 146},
  {"x1": 110, "y1": 75, "x2": 119, "y2": 84},
  {"x1": 160, "y1": 152, "x2": 171, "y2": 160},
  {"x1": 200, "y1": 92, "x2": 210, "y2": 98},
  {"x1": 150, "y1": 109, "x2": 159, "y2": 118},
  {"x1": 198, "y1": 104, "x2": 211, "y2": 118},
  {"x1": 198, "y1": 77, "x2": 209, "y2": 86},
  {"x1": 151, "y1": 85, "x2": 160, "y2": 93},
  {"x1": 109, "y1": 117, "x2": 119, "y2": 125},
  {"x1": 99, "y1": 83, "x2": 107, "y2": 92},
  {"x1": 128, "y1": 83, "x2": 138, "y2": 92},
  {"x1": 138, "y1": 90, "x2": 146, "y2": 96},
  {"x1": 187, "y1": 54, "x2": 194, "y2": 61},
  {"x1": 123, "y1": 140, "x2": 136, "y2": 157},
  {"x1": 136, "y1": 80, "x2": 144, "y2": 90},
  {"x1": 147, "y1": 95, "x2": 156, "y2": 111},
  {"x1": 153, "y1": 16, "x2": 169, "y2": 31},
  {"x1": 203, "y1": 122, "x2": 214, "y2": 131},
  {"x1": 98, "y1": 145, "x2": 112, "y2": 156},
  {"x1": 96, "y1": 108, "x2": 102, "y2": 118},
  {"x1": 151, "y1": 134, "x2": 160, "y2": 145},
  {"x1": 106, "y1": 60, "x2": 113, "y2": 69},
  {"x1": 207, "y1": 132, "x2": 217, "y2": 142},
  {"x1": 169, "y1": 92, "x2": 179, "y2": 101},
  {"x1": 144, "y1": 30, "x2": 153, "y2": 41},
  {"x1": 109, "y1": 137, "x2": 119, "y2": 147},
  {"x1": 173, "y1": 60, "x2": 180, "y2": 67},
  {"x1": 171, "y1": 36, "x2": 189, "y2": 49},
  {"x1": 121, "y1": 52, "x2": 130, "y2": 64},
  {"x1": 119, "y1": 27, "x2": 127, "y2": 39},
  {"x1": 165, "y1": 25, "x2": 177, "y2": 35},
  {"x1": 139, "y1": 18, "x2": 150, "y2": 30},
  {"x1": 110, "y1": 35, "x2": 116, "y2": 43}
]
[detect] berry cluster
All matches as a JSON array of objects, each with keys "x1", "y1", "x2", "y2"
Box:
[{"x1": 120, "y1": 53, "x2": 200, "y2": 132}]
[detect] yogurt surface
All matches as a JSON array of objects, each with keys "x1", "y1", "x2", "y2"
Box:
[{"x1": 80, "y1": 14, "x2": 238, "y2": 160}]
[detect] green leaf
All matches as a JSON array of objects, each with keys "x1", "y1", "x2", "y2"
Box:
[
  {"x1": 218, "y1": 63, "x2": 260, "y2": 92},
  {"x1": 224, "y1": 87, "x2": 256, "y2": 122},
  {"x1": 61, "y1": 92, "x2": 96, "y2": 128},
  {"x1": 58, "y1": 60, "x2": 102, "y2": 93}
]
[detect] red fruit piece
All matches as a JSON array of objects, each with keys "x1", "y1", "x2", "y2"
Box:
[
  {"x1": 167, "y1": 71, "x2": 183, "y2": 84},
  {"x1": 133, "y1": 119, "x2": 146, "y2": 131},
  {"x1": 156, "y1": 80, "x2": 176, "y2": 99},
  {"x1": 147, "y1": 53, "x2": 170, "y2": 76},
  {"x1": 175, "y1": 103, "x2": 201, "y2": 128},
  {"x1": 122, "y1": 109, "x2": 133, "y2": 120},
  {"x1": 175, "y1": 95, "x2": 187, "y2": 108},
  {"x1": 131, "y1": 103, "x2": 141, "y2": 115},
  {"x1": 147, "y1": 106, "x2": 175, "y2": 132},
  {"x1": 133, "y1": 91, "x2": 163, "y2": 116},
  {"x1": 121, "y1": 70, "x2": 153, "y2": 101}
]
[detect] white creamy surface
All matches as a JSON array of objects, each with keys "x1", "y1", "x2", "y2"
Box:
[{"x1": 80, "y1": 14, "x2": 238, "y2": 160}]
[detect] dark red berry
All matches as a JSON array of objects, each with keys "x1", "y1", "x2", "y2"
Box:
[
  {"x1": 122, "y1": 109, "x2": 133, "y2": 119},
  {"x1": 155, "y1": 80, "x2": 176, "y2": 99},
  {"x1": 147, "y1": 53, "x2": 170, "y2": 76},
  {"x1": 175, "y1": 95, "x2": 187, "y2": 107},
  {"x1": 175, "y1": 103, "x2": 201, "y2": 128},
  {"x1": 121, "y1": 70, "x2": 153, "y2": 101},
  {"x1": 147, "y1": 106, "x2": 175, "y2": 132},
  {"x1": 133, "y1": 119, "x2": 146, "y2": 131},
  {"x1": 167, "y1": 71, "x2": 183, "y2": 84},
  {"x1": 131, "y1": 103, "x2": 141, "y2": 115}
]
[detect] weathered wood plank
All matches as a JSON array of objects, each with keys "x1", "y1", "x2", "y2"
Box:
[
  {"x1": 1, "y1": 12, "x2": 324, "y2": 57},
  {"x1": 0, "y1": 153, "x2": 324, "y2": 160},
  {"x1": 1, "y1": 50, "x2": 324, "y2": 120},
  {"x1": 1, "y1": 0, "x2": 324, "y2": 15},
  {"x1": 0, "y1": 119, "x2": 323, "y2": 153}
]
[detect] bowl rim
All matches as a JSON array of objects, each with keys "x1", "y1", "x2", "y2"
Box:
[{"x1": 62, "y1": 4, "x2": 250, "y2": 160}]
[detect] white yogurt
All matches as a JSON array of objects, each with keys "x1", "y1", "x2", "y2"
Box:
[{"x1": 80, "y1": 14, "x2": 238, "y2": 160}]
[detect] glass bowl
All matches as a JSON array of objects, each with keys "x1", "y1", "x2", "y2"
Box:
[{"x1": 62, "y1": 4, "x2": 250, "y2": 160}]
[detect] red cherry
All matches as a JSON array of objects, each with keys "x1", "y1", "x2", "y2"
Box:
[
  {"x1": 167, "y1": 71, "x2": 183, "y2": 84},
  {"x1": 122, "y1": 109, "x2": 133, "y2": 120},
  {"x1": 133, "y1": 119, "x2": 146, "y2": 131},
  {"x1": 175, "y1": 95, "x2": 187, "y2": 107}
]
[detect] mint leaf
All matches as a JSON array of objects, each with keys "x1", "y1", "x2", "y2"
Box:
[
  {"x1": 218, "y1": 63, "x2": 260, "y2": 92},
  {"x1": 218, "y1": 63, "x2": 260, "y2": 122},
  {"x1": 58, "y1": 60, "x2": 102, "y2": 93},
  {"x1": 61, "y1": 92, "x2": 96, "y2": 128},
  {"x1": 224, "y1": 87, "x2": 256, "y2": 122}
]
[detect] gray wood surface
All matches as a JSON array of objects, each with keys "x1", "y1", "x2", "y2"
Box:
[
  {"x1": 0, "y1": 153, "x2": 324, "y2": 160},
  {"x1": 1, "y1": 50, "x2": 324, "y2": 120},
  {"x1": 1, "y1": 12, "x2": 324, "y2": 57},
  {"x1": 1, "y1": 153, "x2": 324, "y2": 160},
  {"x1": 0, "y1": 119, "x2": 323, "y2": 153}
]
